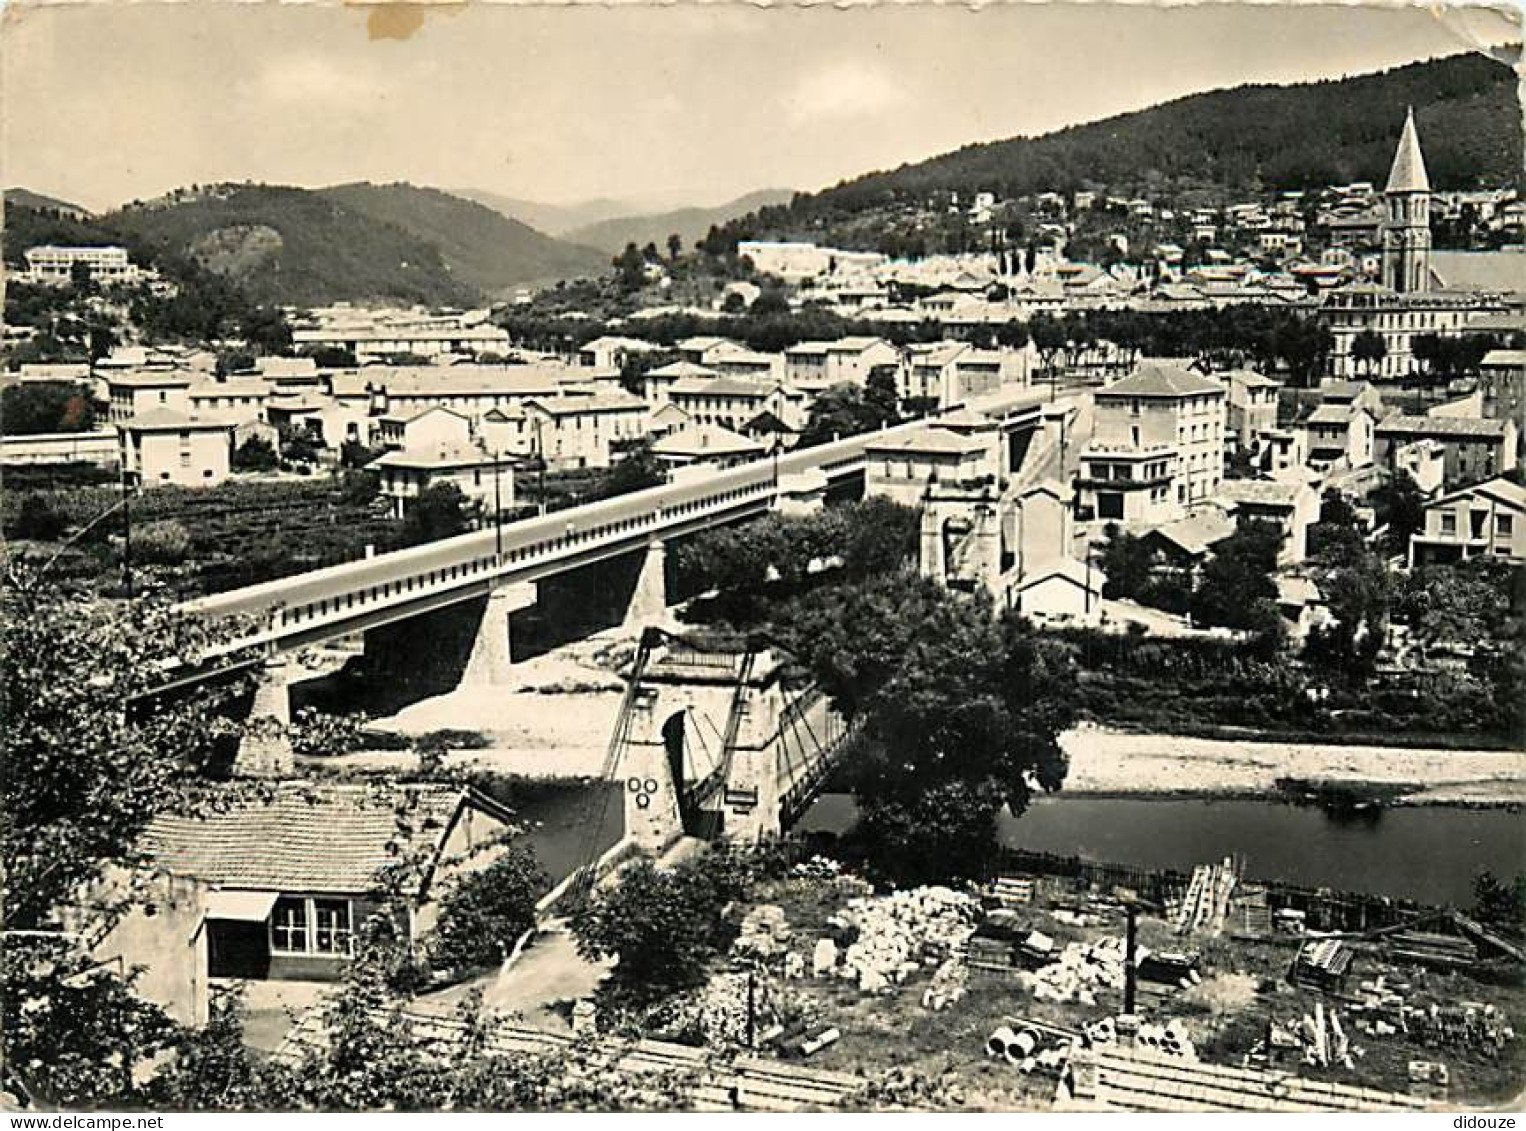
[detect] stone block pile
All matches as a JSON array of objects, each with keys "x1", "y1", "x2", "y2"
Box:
[
  {"x1": 1015, "y1": 936, "x2": 1129, "y2": 1005},
  {"x1": 814, "y1": 885, "x2": 981, "y2": 994}
]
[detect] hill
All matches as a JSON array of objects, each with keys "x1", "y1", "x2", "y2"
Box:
[
  {"x1": 105, "y1": 184, "x2": 481, "y2": 307},
  {"x1": 562, "y1": 189, "x2": 796, "y2": 255},
  {"x1": 5, "y1": 187, "x2": 92, "y2": 219},
  {"x1": 318, "y1": 182, "x2": 607, "y2": 296},
  {"x1": 729, "y1": 53, "x2": 1520, "y2": 243},
  {"x1": 449, "y1": 190, "x2": 644, "y2": 237}
]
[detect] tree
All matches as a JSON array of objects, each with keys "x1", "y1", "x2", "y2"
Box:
[
  {"x1": 1305, "y1": 544, "x2": 1392, "y2": 676},
  {"x1": 1472, "y1": 871, "x2": 1526, "y2": 936},
  {"x1": 1350, "y1": 328, "x2": 1387, "y2": 378},
  {"x1": 2, "y1": 571, "x2": 252, "y2": 1105},
  {"x1": 428, "y1": 846, "x2": 548, "y2": 972},
  {"x1": 1097, "y1": 524, "x2": 1153, "y2": 601},
  {"x1": 232, "y1": 434, "x2": 278, "y2": 472},
  {"x1": 1028, "y1": 313, "x2": 1067, "y2": 378},
  {"x1": 599, "y1": 437, "x2": 666, "y2": 499},
  {"x1": 1372, "y1": 471, "x2": 1426, "y2": 557},
  {"x1": 571, "y1": 848, "x2": 753, "y2": 1000},
  {"x1": 397, "y1": 482, "x2": 470, "y2": 547},
  {"x1": 1394, "y1": 563, "x2": 1511, "y2": 656},
  {"x1": 0, "y1": 381, "x2": 97, "y2": 435},
  {"x1": 774, "y1": 574, "x2": 1077, "y2": 883},
  {"x1": 666, "y1": 233, "x2": 682, "y2": 262},
  {"x1": 613, "y1": 243, "x2": 646, "y2": 292},
  {"x1": 1189, "y1": 521, "x2": 1284, "y2": 636},
  {"x1": 8, "y1": 493, "x2": 67, "y2": 542}
]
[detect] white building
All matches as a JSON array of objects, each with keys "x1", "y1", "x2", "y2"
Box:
[
  {"x1": 1076, "y1": 362, "x2": 1227, "y2": 524},
  {"x1": 23, "y1": 245, "x2": 146, "y2": 286},
  {"x1": 118, "y1": 410, "x2": 235, "y2": 488}
]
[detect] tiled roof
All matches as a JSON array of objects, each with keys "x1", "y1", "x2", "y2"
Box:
[
  {"x1": 1098, "y1": 362, "x2": 1224, "y2": 399},
  {"x1": 121, "y1": 408, "x2": 235, "y2": 432},
  {"x1": 138, "y1": 783, "x2": 478, "y2": 895},
  {"x1": 1219, "y1": 479, "x2": 1303, "y2": 507},
  {"x1": 1145, "y1": 510, "x2": 1237, "y2": 557},
  {"x1": 866, "y1": 426, "x2": 986, "y2": 456},
  {"x1": 651, "y1": 422, "x2": 763, "y2": 458},
  {"x1": 1376, "y1": 414, "x2": 1510, "y2": 438},
  {"x1": 1305, "y1": 404, "x2": 1360, "y2": 425}
]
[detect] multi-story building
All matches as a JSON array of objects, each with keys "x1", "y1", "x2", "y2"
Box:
[
  {"x1": 666, "y1": 375, "x2": 808, "y2": 435},
  {"x1": 1223, "y1": 368, "x2": 1281, "y2": 447},
  {"x1": 23, "y1": 244, "x2": 146, "y2": 286},
  {"x1": 118, "y1": 410, "x2": 235, "y2": 488},
  {"x1": 1374, "y1": 414, "x2": 1518, "y2": 487},
  {"x1": 1409, "y1": 476, "x2": 1525, "y2": 566},
  {"x1": 369, "y1": 445, "x2": 516, "y2": 519},
  {"x1": 1075, "y1": 362, "x2": 1227, "y2": 524},
  {"x1": 519, "y1": 391, "x2": 649, "y2": 471},
  {"x1": 107, "y1": 372, "x2": 193, "y2": 424},
  {"x1": 1299, "y1": 403, "x2": 1376, "y2": 471},
  {"x1": 782, "y1": 338, "x2": 901, "y2": 392}
]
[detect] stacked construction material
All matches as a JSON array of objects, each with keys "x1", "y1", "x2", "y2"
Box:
[
  {"x1": 1292, "y1": 938, "x2": 1354, "y2": 993},
  {"x1": 735, "y1": 904, "x2": 792, "y2": 961},
  {"x1": 1083, "y1": 1015, "x2": 1198, "y2": 1060},
  {"x1": 920, "y1": 957, "x2": 969, "y2": 1011},
  {"x1": 986, "y1": 1022, "x2": 1075, "y2": 1076},
  {"x1": 987, "y1": 876, "x2": 1035, "y2": 908},
  {"x1": 1014, "y1": 936, "x2": 1128, "y2": 1005},
  {"x1": 826, "y1": 886, "x2": 982, "y2": 993}
]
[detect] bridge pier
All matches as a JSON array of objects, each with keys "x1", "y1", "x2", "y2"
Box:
[
  {"x1": 234, "y1": 654, "x2": 295, "y2": 777},
  {"x1": 459, "y1": 582, "x2": 538, "y2": 688},
  {"x1": 620, "y1": 540, "x2": 669, "y2": 631}
]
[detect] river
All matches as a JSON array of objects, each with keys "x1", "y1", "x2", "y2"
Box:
[{"x1": 796, "y1": 793, "x2": 1525, "y2": 907}]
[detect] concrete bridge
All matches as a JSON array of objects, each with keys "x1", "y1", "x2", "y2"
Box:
[
  {"x1": 181, "y1": 390, "x2": 1047, "y2": 773},
  {"x1": 185, "y1": 391, "x2": 1047, "y2": 661}
]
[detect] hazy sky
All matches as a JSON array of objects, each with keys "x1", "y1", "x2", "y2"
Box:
[{"x1": 2, "y1": 2, "x2": 1516, "y2": 214}]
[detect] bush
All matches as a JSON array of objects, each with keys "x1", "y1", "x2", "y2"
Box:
[
  {"x1": 132, "y1": 519, "x2": 192, "y2": 565},
  {"x1": 231, "y1": 435, "x2": 278, "y2": 472},
  {"x1": 428, "y1": 845, "x2": 548, "y2": 973},
  {"x1": 8, "y1": 493, "x2": 67, "y2": 541}
]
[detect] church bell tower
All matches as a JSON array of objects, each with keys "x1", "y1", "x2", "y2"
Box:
[{"x1": 1381, "y1": 107, "x2": 1432, "y2": 294}]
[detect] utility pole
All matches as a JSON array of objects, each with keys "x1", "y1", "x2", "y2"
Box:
[
  {"x1": 1123, "y1": 902, "x2": 1139, "y2": 1017},
  {"x1": 120, "y1": 461, "x2": 134, "y2": 598},
  {"x1": 493, "y1": 450, "x2": 504, "y2": 559}
]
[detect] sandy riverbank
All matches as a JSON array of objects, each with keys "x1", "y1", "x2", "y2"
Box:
[
  {"x1": 1060, "y1": 725, "x2": 1526, "y2": 806},
  {"x1": 322, "y1": 629, "x2": 1526, "y2": 807}
]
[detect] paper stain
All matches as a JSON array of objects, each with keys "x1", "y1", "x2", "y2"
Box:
[{"x1": 363, "y1": 4, "x2": 433, "y2": 44}]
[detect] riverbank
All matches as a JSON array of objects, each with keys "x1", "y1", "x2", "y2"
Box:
[{"x1": 1060, "y1": 726, "x2": 1526, "y2": 807}]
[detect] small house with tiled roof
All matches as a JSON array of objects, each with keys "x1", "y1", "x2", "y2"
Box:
[{"x1": 97, "y1": 782, "x2": 518, "y2": 1022}]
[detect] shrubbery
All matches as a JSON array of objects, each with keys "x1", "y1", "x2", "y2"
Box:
[{"x1": 428, "y1": 846, "x2": 548, "y2": 973}]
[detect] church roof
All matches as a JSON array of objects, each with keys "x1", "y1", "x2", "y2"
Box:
[{"x1": 1385, "y1": 107, "x2": 1430, "y2": 194}]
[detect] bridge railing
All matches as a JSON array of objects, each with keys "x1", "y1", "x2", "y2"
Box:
[{"x1": 179, "y1": 395, "x2": 1051, "y2": 646}]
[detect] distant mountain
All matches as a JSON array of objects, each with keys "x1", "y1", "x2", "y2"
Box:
[
  {"x1": 318, "y1": 182, "x2": 607, "y2": 296},
  {"x1": 5, "y1": 187, "x2": 92, "y2": 219},
  {"x1": 724, "y1": 53, "x2": 1520, "y2": 245},
  {"x1": 450, "y1": 190, "x2": 645, "y2": 237},
  {"x1": 105, "y1": 184, "x2": 477, "y2": 307},
  {"x1": 563, "y1": 189, "x2": 796, "y2": 255}
]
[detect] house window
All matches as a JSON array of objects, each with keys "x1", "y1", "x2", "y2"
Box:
[
  {"x1": 270, "y1": 897, "x2": 310, "y2": 953},
  {"x1": 1440, "y1": 513, "x2": 1457, "y2": 536},
  {"x1": 1497, "y1": 514, "x2": 1515, "y2": 538},
  {"x1": 270, "y1": 896, "x2": 355, "y2": 956},
  {"x1": 314, "y1": 899, "x2": 354, "y2": 955}
]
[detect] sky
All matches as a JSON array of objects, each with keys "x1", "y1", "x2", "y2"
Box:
[{"x1": 2, "y1": 1, "x2": 1518, "y2": 215}]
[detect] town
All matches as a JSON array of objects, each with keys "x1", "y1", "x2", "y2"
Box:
[{"x1": 2, "y1": 5, "x2": 1523, "y2": 1118}]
